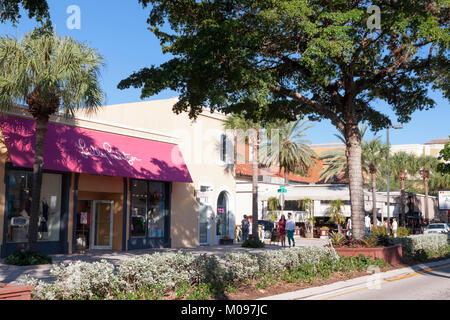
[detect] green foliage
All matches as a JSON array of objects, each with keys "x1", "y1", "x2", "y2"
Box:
[
  {"x1": 4, "y1": 249, "x2": 52, "y2": 266},
  {"x1": 241, "y1": 238, "x2": 265, "y2": 248},
  {"x1": 185, "y1": 283, "x2": 212, "y2": 301},
  {"x1": 437, "y1": 137, "x2": 450, "y2": 175},
  {"x1": 328, "y1": 199, "x2": 346, "y2": 229},
  {"x1": 396, "y1": 227, "x2": 411, "y2": 238},
  {"x1": 267, "y1": 197, "x2": 280, "y2": 211},
  {"x1": 329, "y1": 231, "x2": 345, "y2": 246},
  {"x1": 260, "y1": 118, "x2": 317, "y2": 180},
  {"x1": 0, "y1": 0, "x2": 50, "y2": 24},
  {"x1": 122, "y1": 0, "x2": 450, "y2": 241}
]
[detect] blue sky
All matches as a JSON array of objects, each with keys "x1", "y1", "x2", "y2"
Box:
[{"x1": 1, "y1": 0, "x2": 449, "y2": 145}]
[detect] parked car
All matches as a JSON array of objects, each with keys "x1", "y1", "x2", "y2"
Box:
[
  {"x1": 258, "y1": 220, "x2": 276, "y2": 239},
  {"x1": 423, "y1": 223, "x2": 449, "y2": 234}
]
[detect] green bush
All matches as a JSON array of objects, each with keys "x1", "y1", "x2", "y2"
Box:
[
  {"x1": 4, "y1": 250, "x2": 52, "y2": 266},
  {"x1": 392, "y1": 234, "x2": 450, "y2": 256},
  {"x1": 241, "y1": 238, "x2": 265, "y2": 248},
  {"x1": 396, "y1": 227, "x2": 410, "y2": 238},
  {"x1": 329, "y1": 231, "x2": 345, "y2": 246}
]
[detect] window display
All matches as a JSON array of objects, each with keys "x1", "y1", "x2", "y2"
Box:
[
  {"x1": 131, "y1": 180, "x2": 166, "y2": 238},
  {"x1": 6, "y1": 170, "x2": 62, "y2": 243}
]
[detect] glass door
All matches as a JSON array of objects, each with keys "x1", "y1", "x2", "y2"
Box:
[{"x1": 90, "y1": 201, "x2": 114, "y2": 249}]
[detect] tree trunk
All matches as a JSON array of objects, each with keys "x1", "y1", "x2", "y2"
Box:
[
  {"x1": 28, "y1": 115, "x2": 49, "y2": 252},
  {"x1": 371, "y1": 171, "x2": 377, "y2": 227},
  {"x1": 345, "y1": 123, "x2": 365, "y2": 240},
  {"x1": 251, "y1": 130, "x2": 259, "y2": 240},
  {"x1": 424, "y1": 176, "x2": 429, "y2": 220},
  {"x1": 337, "y1": 220, "x2": 342, "y2": 234},
  {"x1": 400, "y1": 178, "x2": 406, "y2": 226}
]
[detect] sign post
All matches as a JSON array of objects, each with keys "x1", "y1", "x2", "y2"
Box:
[{"x1": 278, "y1": 186, "x2": 287, "y2": 216}]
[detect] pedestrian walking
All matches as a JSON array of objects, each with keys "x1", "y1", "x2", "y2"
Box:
[
  {"x1": 278, "y1": 214, "x2": 287, "y2": 247},
  {"x1": 241, "y1": 215, "x2": 250, "y2": 241},
  {"x1": 392, "y1": 218, "x2": 398, "y2": 238},
  {"x1": 286, "y1": 212, "x2": 296, "y2": 247},
  {"x1": 365, "y1": 213, "x2": 371, "y2": 237}
]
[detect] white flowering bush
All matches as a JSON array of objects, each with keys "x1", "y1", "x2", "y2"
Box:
[
  {"x1": 117, "y1": 251, "x2": 199, "y2": 291},
  {"x1": 20, "y1": 247, "x2": 341, "y2": 300},
  {"x1": 20, "y1": 260, "x2": 125, "y2": 300},
  {"x1": 223, "y1": 247, "x2": 339, "y2": 280},
  {"x1": 223, "y1": 252, "x2": 260, "y2": 281},
  {"x1": 393, "y1": 234, "x2": 450, "y2": 256}
]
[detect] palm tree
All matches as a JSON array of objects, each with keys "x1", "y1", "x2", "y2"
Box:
[
  {"x1": 0, "y1": 30, "x2": 104, "y2": 251},
  {"x1": 361, "y1": 138, "x2": 389, "y2": 227},
  {"x1": 224, "y1": 113, "x2": 261, "y2": 240},
  {"x1": 328, "y1": 199, "x2": 346, "y2": 234},
  {"x1": 319, "y1": 124, "x2": 368, "y2": 182},
  {"x1": 389, "y1": 152, "x2": 415, "y2": 226},
  {"x1": 319, "y1": 126, "x2": 387, "y2": 227},
  {"x1": 261, "y1": 118, "x2": 317, "y2": 184},
  {"x1": 411, "y1": 156, "x2": 439, "y2": 220}
]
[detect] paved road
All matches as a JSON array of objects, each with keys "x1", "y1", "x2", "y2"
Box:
[{"x1": 304, "y1": 263, "x2": 450, "y2": 300}]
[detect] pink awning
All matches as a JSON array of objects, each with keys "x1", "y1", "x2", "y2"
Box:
[{"x1": 0, "y1": 115, "x2": 192, "y2": 183}]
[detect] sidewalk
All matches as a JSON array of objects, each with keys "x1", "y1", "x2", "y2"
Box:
[
  {"x1": 0, "y1": 237, "x2": 329, "y2": 284},
  {"x1": 259, "y1": 258, "x2": 450, "y2": 300}
]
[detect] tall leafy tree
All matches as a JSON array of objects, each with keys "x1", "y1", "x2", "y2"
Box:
[
  {"x1": 224, "y1": 113, "x2": 261, "y2": 240},
  {"x1": 0, "y1": 0, "x2": 49, "y2": 24},
  {"x1": 0, "y1": 30, "x2": 104, "y2": 251},
  {"x1": 260, "y1": 118, "x2": 317, "y2": 184},
  {"x1": 119, "y1": 0, "x2": 450, "y2": 239}
]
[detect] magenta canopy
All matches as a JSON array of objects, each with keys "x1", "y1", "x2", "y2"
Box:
[{"x1": 0, "y1": 115, "x2": 193, "y2": 183}]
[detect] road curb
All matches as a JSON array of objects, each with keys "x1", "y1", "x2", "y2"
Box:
[{"x1": 259, "y1": 258, "x2": 450, "y2": 300}]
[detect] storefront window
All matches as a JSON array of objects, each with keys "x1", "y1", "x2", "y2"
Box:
[
  {"x1": 6, "y1": 170, "x2": 62, "y2": 243},
  {"x1": 131, "y1": 180, "x2": 166, "y2": 238}
]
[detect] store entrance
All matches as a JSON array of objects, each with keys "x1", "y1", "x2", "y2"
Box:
[
  {"x1": 76, "y1": 200, "x2": 114, "y2": 251},
  {"x1": 91, "y1": 201, "x2": 114, "y2": 250}
]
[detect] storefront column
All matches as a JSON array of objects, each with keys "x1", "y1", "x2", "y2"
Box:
[
  {"x1": 122, "y1": 177, "x2": 128, "y2": 252},
  {"x1": 69, "y1": 173, "x2": 79, "y2": 254}
]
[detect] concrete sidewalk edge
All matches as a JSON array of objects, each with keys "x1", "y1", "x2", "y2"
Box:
[{"x1": 258, "y1": 258, "x2": 450, "y2": 300}]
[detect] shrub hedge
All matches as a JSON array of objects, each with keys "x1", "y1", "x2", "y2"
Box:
[{"x1": 19, "y1": 247, "x2": 390, "y2": 300}]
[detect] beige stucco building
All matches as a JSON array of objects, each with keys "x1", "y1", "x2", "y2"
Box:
[{"x1": 0, "y1": 98, "x2": 236, "y2": 257}]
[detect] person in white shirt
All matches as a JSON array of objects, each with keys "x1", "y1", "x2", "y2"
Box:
[
  {"x1": 392, "y1": 218, "x2": 398, "y2": 238},
  {"x1": 286, "y1": 212, "x2": 296, "y2": 247},
  {"x1": 365, "y1": 213, "x2": 371, "y2": 237}
]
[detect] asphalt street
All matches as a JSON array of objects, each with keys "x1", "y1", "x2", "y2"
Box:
[{"x1": 305, "y1": 263, "x2": 450, "y2": 300}]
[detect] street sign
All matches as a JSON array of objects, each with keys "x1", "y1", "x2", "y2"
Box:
[
  {"x1": 438, "y1": 190, "x2": 450, "y2": 210},
  {"x1": 278, "y1": 186, "x2": 287, "y2": 193}
]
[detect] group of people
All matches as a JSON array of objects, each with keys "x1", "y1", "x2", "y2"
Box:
[
  {"x1": 240, "y1": 213, "x2": 297, "y2": 247},
  {"x1": 364, "y1": 213, "x2": 398, "y2": 237},
  {"x1": 276, "y1": 213, "x2": 297, "y2": 247}
]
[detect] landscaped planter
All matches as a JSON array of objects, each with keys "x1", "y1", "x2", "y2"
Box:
[
  {"x1": 334, "y1": 244, "x2": 403, "y2": 265},
  {"x1": 0, "y1": 283, "x2": 34, "y2": 300},
  {"x1": 219, "y1": 238, "x2": 234, "y2": 245}
]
